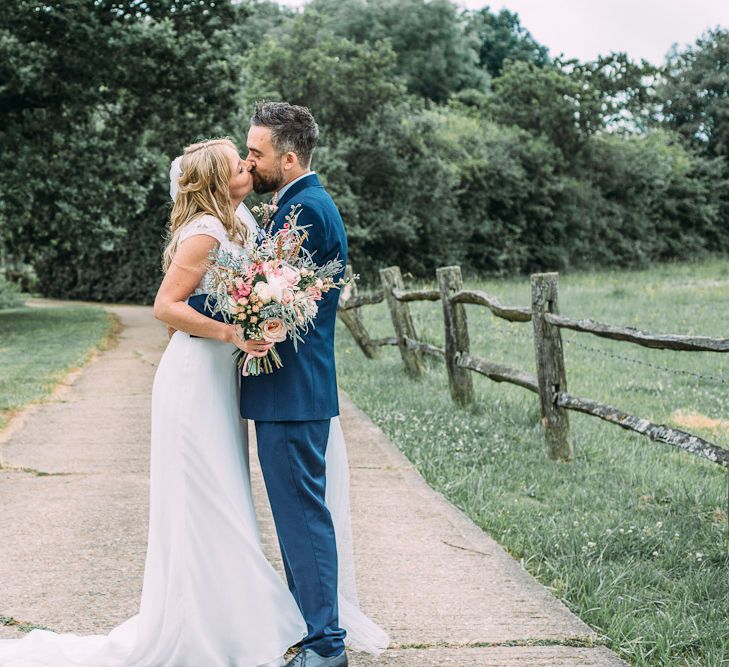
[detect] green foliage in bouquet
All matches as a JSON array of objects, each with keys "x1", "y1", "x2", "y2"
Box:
[{"x1": 204, "y1": 203, "x2": 348, "y2": 375}]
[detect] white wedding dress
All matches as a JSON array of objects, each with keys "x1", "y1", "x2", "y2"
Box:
[{"x1": 0, "y1": 173, "x2": 388, "y2": 666}]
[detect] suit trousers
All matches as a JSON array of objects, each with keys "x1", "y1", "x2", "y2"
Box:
[{"x1": 255, "y1": 419, "x2": 346, "y2": 657}]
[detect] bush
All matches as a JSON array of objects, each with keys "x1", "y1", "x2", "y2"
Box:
[{"x1": 0, "y1": 274, "x2": 23, "y2": 309}]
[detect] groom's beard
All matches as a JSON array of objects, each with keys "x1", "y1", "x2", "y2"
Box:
[{"x1": 251, "y1": 167, "x2": 285, "y2": 195}]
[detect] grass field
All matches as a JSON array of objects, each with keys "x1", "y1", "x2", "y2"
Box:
[
  {"x1": 335, "y1": 258, "x2": 729, "y2": 667},
  {"x1": 0, "y1": 304, "x2": 115, "y2": 431}
]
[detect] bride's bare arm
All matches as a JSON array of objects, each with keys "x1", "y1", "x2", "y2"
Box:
[{"x1": 153, "y1": 235, "x2": 271, "y2": 357}]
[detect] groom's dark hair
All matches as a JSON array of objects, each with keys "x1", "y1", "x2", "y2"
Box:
[{"x1": 251, "y1": 102, "x2": 319, "y2": 168}]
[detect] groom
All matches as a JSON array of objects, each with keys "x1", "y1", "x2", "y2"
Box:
[
  {"x1": 188, "y1": 102, "x2": 347, "y2": 666},
  {"x1": 243, "y1": 102, "x2": 347, "y2": 667}
]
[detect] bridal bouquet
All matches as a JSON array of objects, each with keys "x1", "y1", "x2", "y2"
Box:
[{"x1": 204, "y1": 203, "x2": 348, "y2": 376}]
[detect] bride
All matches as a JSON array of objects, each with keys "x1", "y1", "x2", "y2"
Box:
[{"x1": 0, "y1": 138, "x2": 387, "y2": 666}]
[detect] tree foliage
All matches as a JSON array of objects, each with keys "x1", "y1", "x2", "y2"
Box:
[
  {"x1": 465, "y1": 7, "x2": 549, "y2": 78},
  {"x1": 0, "y1": 1, "x2": 727, "y2": 300},
  {"x1": 0, "y1": 0, "x2": 248, "y2": 301},
  {"x1": 659, "y1": 28, "x2": 729, "y2": 159},
  {"x1": 305, "y1": 0, "x2": 486, "y2": 102}
]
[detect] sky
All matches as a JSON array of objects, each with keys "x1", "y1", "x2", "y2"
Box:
[{"x1": 278, "y1": 0, "x2": 729, "y2": 65}]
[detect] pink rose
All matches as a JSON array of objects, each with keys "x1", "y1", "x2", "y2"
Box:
[
  {"x1": 281, "y1": 289, "x2": 295, "y2": 305},
  {"x1": 283, "y1": 266, "x2": 300, "y2": 286},
  {"x1": 261, "y1": 318, "x2": 287, "y2": 343}
]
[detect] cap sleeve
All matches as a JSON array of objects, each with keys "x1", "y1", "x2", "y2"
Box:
[{"x1": 178, "y1": 215, "x2": 228, "y2": 245}]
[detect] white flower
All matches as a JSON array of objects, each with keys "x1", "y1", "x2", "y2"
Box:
[
  {"x1": 254, "y1": 282, "x2": 273, "y2": 303},
  {"x1": 266, "y1": 274, "x2": 290, "y2": 302}
]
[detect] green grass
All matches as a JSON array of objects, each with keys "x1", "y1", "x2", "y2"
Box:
[
  {"x1": 335, "y1": 257, "x2": 729, "y2": 667},
  {"x1": 0, "y1": 305, "x2": 116, "y2": 431}
]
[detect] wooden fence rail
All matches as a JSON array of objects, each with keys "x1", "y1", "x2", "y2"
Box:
[
  {"x1": 556, "y1": 392, "x2": 729, "y2": 469},
  {"x1": 451, "y1": 290, "x2": 532, "y2": 322},
  {"x1": 544, "y1": 313, "x2": 729, "y2": 352},
  {"x1": 337, "y1": 264, "x2": 729, "y2": 469}
]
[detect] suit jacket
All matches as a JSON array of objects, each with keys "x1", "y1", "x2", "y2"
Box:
[{"x1": 189, "y1": 173, "x2": 347, "y2": 421}]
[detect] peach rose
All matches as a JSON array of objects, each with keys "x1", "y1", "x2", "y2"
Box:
[
  {"x1": 260, "y1": 318, "x2": 287, "y2": 343},
  {"x1": 281, "y1": 288, "x2": 295, "y2": 305}
]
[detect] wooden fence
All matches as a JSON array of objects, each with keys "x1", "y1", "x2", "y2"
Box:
[{"x1": 337, "y1": 265, "x2": 729, "y2": 470}]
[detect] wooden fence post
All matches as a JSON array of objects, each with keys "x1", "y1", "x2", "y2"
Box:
[
  {"x1": 337, "y1": 265, "x2": 378, "y2": 359},
  {"x1": 531, "y1": 272, "x2": 572, "y2": 461},
  {"x1": 379, "y1": 266, "x2": 425, "y2": 377},
  {"x1": 437, "y1": 266, "x2": 474, "y2": 405}
]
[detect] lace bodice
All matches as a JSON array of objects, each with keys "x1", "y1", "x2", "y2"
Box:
[{"x1": 179, "y1": 215, "x2": 245, "y2": 297}]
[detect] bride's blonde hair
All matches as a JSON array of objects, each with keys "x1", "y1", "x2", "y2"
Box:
[{"x1": 163, "y1": 138, "x2": 248, "y2": 272}]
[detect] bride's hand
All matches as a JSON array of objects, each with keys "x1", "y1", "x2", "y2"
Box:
[
  {"x1": 242, "y1": 338, "x2": 273, "y2": 358},
  {"x1": 227, "y1": 326, "x2": 273, "y2": 357}
]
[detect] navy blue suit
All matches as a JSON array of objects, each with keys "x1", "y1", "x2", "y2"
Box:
[
  {"x1": 239, "y1": 173, "x2": 346, "y2": 421},
  {"x1": 188, "y1": 173, "x2": 347, "y2": 657}
]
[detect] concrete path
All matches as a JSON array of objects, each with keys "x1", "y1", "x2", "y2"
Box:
[{"x1": 0, "y1": 304, "x2": 627, "y2": 666}]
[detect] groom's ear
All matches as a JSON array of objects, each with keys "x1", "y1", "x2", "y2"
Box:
[{"x1": 282, "y1": 151, "x2": 299, "y2": 172}]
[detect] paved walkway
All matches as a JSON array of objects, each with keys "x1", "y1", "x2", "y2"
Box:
[{"x1": 0, "y1": 304, "x2": 627, "y2": 666}]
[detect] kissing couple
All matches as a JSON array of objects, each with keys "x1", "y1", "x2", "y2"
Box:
[{"x1": 0, "y1": 102, "x2": 388, "y2": 666}]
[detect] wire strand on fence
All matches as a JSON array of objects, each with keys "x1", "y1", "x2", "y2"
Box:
[
  {"x1": 476, "y1": 319, "x2": 729, "y2": 386},
  {"x1": 564, "y1": 336, "x2": 729, "y2": 386}
]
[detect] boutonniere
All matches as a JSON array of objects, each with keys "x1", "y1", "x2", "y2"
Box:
[{"x1": 250, "y1": 192, "x2": 279, "y2": 233}]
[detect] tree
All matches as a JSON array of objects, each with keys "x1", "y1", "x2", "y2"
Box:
[
  {"x1": 241, "y1": 13, "x2": 405, "y2": 136},
  {"x1": 565, "y1": 52, "x2": 659, "y2": 133},
  {"x1": 659, "y1": 28, "x2": 729, "y2": 160},
  {"x1": 431, "y1": 107, "x2": 569, "y2": 273},
  {"x1": 304, "y1": 0, "x2": 487, "y2": 102},
  {"x1": 0, "y1": 0, "x2": 247, "y2": 301},
  {"x1": 2, "y1": 1, "x2": 726, "y2": 299},
  {"x1": 465, "y1": 7, "x2": 549, "y2": 78},
  {"x1": 489, "y1": 60, "x2": 603, "y2": 160}
]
